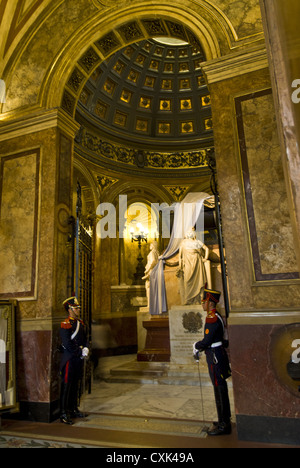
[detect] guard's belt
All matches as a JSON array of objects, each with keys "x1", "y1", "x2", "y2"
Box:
[{"x1": 211, "y1": 341, "x2": 222, "y2": 348}]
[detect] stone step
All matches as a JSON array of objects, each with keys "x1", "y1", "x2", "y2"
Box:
[
  {"x1": 104, "y1": 359, "x2": 214, "y2": 386},
  {"x1": 110, "y1": 363, "x2": 168, "y2": 377},
  {"x1": 105, "y1": 374, "x2": 212, "y2": 386}
]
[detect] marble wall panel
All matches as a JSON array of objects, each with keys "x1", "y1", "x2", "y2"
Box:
[
  {"x1": 0, "y1": 122, "x2": 77, "y2": 418},
  {"x1": 0, "y1": 124, "x2": 77, "y2": 321},
  {"x1": 58, "y1": 133, "x2": 72, "y2": 207},
  {"x1": 210, "y1": 68, "x2": 300, "y2": 311},
  {"x1": 111, "y1": 285, "x2": 146, "y2": 314},
  {"x1": 0, "y1": 128, "x2": 57, "y2": 318},
  {"x1": 211, "y1": 0, "x2": 263, "y2": 38},
  {"x1": 260, "y1": 0, "x2": 300, "y2": 273},
  {"x1": 54, "y1": 132, "x2": 74, "y2": 315},
  {"x1": 236, "y1": 90, "x2": 299, "y2": 281},
  {"x1": 229, "y1": 324, "x2": 300, "y2": 419},
  {"x1": 3, "y1": 0, "x2": 98, "y2": 112},
  {"x1": 51, "y1": 322, "x2": 62, "y2": 403},
  {"x1": 17, "y1": 330, "x2": 51, "y2": 403},
  {"x1": 0, "y1": 149, "x2": 40, "y2": 298}
]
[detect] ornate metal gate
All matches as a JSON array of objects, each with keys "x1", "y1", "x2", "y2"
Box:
[
  {"x1": 74, "y1": 182, "x2": 93, "y2": 395},
  {"x1": 77, "y1": 224, "x2": 92, "y2": 338}
]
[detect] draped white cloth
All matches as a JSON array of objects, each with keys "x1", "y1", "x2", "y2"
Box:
[{"x1": 149, "y1": 192, "x2": 210, "y2": 315}]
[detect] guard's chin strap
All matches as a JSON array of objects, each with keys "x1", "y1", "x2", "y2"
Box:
[{"x1": 206, "y1": 292, "x2": 218, "y2": 312}]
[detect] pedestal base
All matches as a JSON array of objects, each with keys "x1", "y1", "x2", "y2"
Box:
[
  {"x1": 137, "y1": 316, "x2": 170, "y2": 362},
  {"x1": 169, "y1": 305, "x2": 206, "y2": 365}
]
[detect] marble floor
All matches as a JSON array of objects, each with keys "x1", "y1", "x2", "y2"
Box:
[
  {"x1": 2, "y1": 355, "x2": 297, "y2": 448},
  {"x1": 79, "y1": 355, "x2": 236, "y2": 425}
]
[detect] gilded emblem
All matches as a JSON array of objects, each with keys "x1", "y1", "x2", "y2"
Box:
[{"x1": 182, "y1": 312, "x2": 203, "y2": 334}]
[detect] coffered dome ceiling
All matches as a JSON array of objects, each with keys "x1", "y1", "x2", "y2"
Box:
[{"x1": 75, "y1": 37, "x2": 214, "y2": 166}]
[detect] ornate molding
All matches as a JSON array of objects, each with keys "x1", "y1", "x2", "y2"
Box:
[
  {"x1": 0, "y1": 108, "x2": 80, "y2": 141},
  {"x1": 163, "y1": 185, "x2": 192, "y2": 201},
  {"x1": 75, "y1": 125, "x2": 212, "y2": 170},
  {"x1": 202, "y1": 45, "x2": 269, "y2": 84},
  {"x1": 229, "y1": 309, "x2": 300, "y2": 325},
  {"x1": 96, "y1": 175, "x2": 118, "y2": 193}
]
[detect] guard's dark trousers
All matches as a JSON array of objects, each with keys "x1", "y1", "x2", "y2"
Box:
[{"x1": 208, "y1": 382, "x2": 231, "y2": 436}]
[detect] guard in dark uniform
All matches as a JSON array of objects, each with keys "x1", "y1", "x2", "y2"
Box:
[
  {"x1": 59, "y1": 296, "x2": 89, "y2": 425},
  {"x1": 193, "y1": 288, "x2": 232, "y2": 436}
]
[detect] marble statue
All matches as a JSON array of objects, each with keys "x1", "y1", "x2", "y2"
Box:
[
  {"x1": 177, "y1": 228, "x2": 211, "y2": 305},
  {"x1": 142, "y1": 241, "x2": 159, "y2": 306}
]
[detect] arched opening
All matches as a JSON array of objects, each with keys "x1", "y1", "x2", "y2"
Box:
[
  {"x1": 0, "y1": 0, "x2": 299, "y2": 444},
  {"x1": 61, "y1": 17, "x2": 228, "y2": 412},
  {"x1": 59, "y1": 17, "x2": 216, "y2": 120},
  {"x1": 41, "y1": 7, "x2": 229, "y2": 113}
]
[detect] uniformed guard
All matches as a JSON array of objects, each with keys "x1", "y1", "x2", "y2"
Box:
[
  {"x1": 193, "y1": 288, "x2": 232, "y2": 436},
  {"x1": 59, "y1": 296, "x2": 89, "y2": 425}
]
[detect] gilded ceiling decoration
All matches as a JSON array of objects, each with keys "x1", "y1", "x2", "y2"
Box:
[
  {"x1": 73, "y1": 32, "x2": 213, "y2": 168},
  {"x1": 163, "y1": 185, "x2": 192, "y2": 201},
  {"x1": 2, "y1": 0, "x2": 44, "y2": 56},
  {"x1": 75, "y1": 125, "x2": 214, "y2": 171},
  {"x1": 62, "y1": 19, "x2": 212, "y2": 140},
  {"x1": 96, "y1": 175, "x2": 118, "y2": 193}
]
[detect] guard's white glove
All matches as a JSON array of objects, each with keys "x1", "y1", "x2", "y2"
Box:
[
  {"x1": 193, "y1": 342, "x2": 200, "y2": 361},
  {"x1": 81, "y1": 347, "x2": 89, "y2": 359}
]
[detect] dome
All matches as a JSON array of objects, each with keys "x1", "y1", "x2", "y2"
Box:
[{"x1": 76, "y1": 38, "x2": 213, "y2": 152}]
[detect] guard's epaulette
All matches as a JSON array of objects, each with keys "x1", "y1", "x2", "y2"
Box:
[
  {"x1": 61, "y1": 318, "x2": 72, "y2": 329},
  {"x1": 206, "y1": 312, "x2": 218, "y2": 323}
]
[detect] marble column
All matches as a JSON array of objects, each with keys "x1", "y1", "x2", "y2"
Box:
[
  {"x1": 202, "y1": 47, "x2": 300, "y2": 444},
  {"x1": 0, "y1": 109, "x2": 79, "y2": 422},
  {"x1": 260, "y1": 0, "x2": 300, "y2": 271}
]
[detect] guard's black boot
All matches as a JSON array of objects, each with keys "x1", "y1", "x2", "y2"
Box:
[
  {"x1": 60, "y1": 412, "x2": 74, "y2": 425},
  {"x1": 207, "y1": 421, "x2": 232, "y2": 436},
  {"x1": 60, "y1": 383, "x2": 73, "y2": 425},
  {"x1": 68, "y1": 382, "x2": 86, "y2": 418},
  {"x1": 209, "y1": 386, "x2": 225, "y2": 429},
  {"x1": 213, "y1": 386, "x2": 222, "y2": 426},
  {"x1": 70, "y1": 408, "x2": 86, "y2": 418},
  {"x1": 208, "y1": 384, "x2": 231, "y2": 436}
]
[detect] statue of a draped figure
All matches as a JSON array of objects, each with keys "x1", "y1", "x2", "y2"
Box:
[
  {"x1": 177, "y1": 228, "x2": 211, "y2": 305},
  {"x1": 142, "y1": 241, "x2": 159, "y2": 307}
]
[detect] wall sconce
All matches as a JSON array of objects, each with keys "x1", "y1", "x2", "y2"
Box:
[
  {"x1": 130, "y1": 223, "x2": 148, "y2": 247},
  {"x1": 130, "y1": 223, "x2": 148, "y2": 285}
]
